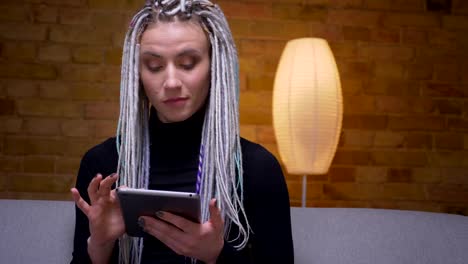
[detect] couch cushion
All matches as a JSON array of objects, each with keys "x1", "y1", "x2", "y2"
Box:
[
  {"x1": 291, "y1": 207, "x2": 468, "y2": 264},
  {"x1": 0, "y1": 199, "x2": 75, "y2": 264}
]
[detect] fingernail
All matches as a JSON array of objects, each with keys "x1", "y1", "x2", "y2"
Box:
[
  {"x1": 138, "y1": 217, "x2": 145, "y2": 228},
  {"x1": 155, "y1": 211, "x2": 164, "y2": 218}
]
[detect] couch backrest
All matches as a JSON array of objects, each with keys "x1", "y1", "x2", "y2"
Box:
[{"x1": 1, "y1": 199, "x2": 467, "y2": 264}]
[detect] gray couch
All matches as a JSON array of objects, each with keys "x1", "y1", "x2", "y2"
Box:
[{"x1": 1, "y1": 199, "x2": 467, "y2": 264}]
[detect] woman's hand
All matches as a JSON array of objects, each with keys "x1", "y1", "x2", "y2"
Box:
[
  {"x1": 139, "y1": 199, "x2": 224, "y2": 264},
  {"x1": 71, "y1": 173, "x2": 125, "y2": 247}
]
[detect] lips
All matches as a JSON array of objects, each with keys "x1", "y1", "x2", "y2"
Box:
[
  {"x1": 164, "y1": 97, "x2": 187, "y2": 103},
  {"x1": 163, "y1": 97, "x2": 188, "y2": 106}
]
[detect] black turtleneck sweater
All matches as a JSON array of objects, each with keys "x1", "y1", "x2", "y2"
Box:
[{"x1": 71, "y1": 107, "x2": 294, "y2": 264}]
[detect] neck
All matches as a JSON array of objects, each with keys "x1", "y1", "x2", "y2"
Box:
[{"x1": 149, "y1": 105, "x2": 206, "y2": 147}]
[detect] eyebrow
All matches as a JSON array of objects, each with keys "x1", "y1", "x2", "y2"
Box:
[{"x1": 141, "y1": 48, "x2": 203, "y2": 58}]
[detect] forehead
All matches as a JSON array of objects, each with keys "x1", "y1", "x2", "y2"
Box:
[{"x1": 140, "y1": 21, "x2": 209, "y2": 53}]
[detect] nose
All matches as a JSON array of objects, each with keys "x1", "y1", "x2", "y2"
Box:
[{"x1": 163, "y1": 64, "x2": 182, "y2": 89}]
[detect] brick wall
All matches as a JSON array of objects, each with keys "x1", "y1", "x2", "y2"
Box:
[{"x1": 1, "y1": 0, "x2": 467, "y2": 215}]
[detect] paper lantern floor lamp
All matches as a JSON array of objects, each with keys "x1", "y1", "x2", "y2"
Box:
[{"x1": 273, "y1": 38, "x2": 343, "y2": 207}]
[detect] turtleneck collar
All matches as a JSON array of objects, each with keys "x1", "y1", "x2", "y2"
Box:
[
  {"x1": 147, "y1": 105, "x2": 207, "y2": 193},
  {"x1": 149, "y1": 104, "x2": 206, "y2": 148}
]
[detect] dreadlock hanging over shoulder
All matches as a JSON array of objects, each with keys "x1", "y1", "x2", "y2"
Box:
[{"x1": 115, "y1": 0, "x2": 249, "y2": 263}]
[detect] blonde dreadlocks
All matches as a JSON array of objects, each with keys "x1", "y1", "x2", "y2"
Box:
[{"x1": 115, "y1": 1, "x2": 250, "y2": 263}]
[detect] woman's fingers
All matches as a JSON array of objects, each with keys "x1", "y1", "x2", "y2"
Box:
[
  {"x1": 137, "y1": 199, "x2": 225, "y2": 262},
  {"x1": 155, "y1": 211, "x2": 196, "y2": 233},
  {"x1": 142, "y1": 215, "x2": 188, "y2": 242},
  {"x1": 208, "y1": 199, "x2": 223, "y2": 229},
  {"x1": 98, "y1": 173, "x2": 118, "y2": 197},
  {"x1": 139, "y1": 216, "x2": 188, "y2": 255},
  {"x1": 87, "y1": 173, "x2": 102, "y2": 203},
  {"x1": 87, "y1": 173, "x2": 119, "y2": 204},
  {"x1": 110, "y1": 184, "x2": 126, "y2": 200},
  {"x1": 71, "y1": 187, "x2": 90, "y2": 216}
]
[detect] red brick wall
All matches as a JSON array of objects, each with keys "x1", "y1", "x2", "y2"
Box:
[{"x1": 1, "y1": 0, "x2": 467, "y2": 215}]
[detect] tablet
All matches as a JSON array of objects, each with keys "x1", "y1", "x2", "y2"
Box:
[{"x1": 116, "y1": 188, "x2": 201, "y2": 237}]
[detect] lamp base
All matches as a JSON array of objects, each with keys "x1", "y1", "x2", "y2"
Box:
[{"x1": 302, "y1": 174, "x2": 307, "y2": 208}]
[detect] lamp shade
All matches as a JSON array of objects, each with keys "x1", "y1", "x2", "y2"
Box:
[{"x1": 273, "y1": 38, "x2": 343, "y2": 175}]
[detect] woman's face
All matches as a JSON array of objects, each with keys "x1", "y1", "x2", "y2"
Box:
[{"x1": 139, "y1": 20, "x2": 210, "y2": 123}]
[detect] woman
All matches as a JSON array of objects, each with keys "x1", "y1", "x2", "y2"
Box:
[{"x1": 70, "y1": 1, "x2": 293, "y2": 263}]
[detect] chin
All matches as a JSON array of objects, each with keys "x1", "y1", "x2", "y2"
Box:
[{"x1": 162, "y1": 111, "x2": 193, "y2": 123}]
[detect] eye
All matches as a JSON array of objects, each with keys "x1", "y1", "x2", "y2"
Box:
[
  {"x1": 178, "y1": 56, "x2": 198, "y2": 71},
  {"x1": 180, "y1": 63, "x2": 195, "y2": 70},
  {"x1": 146, "y1": 64, "x2": 162, "y2": 73}
]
